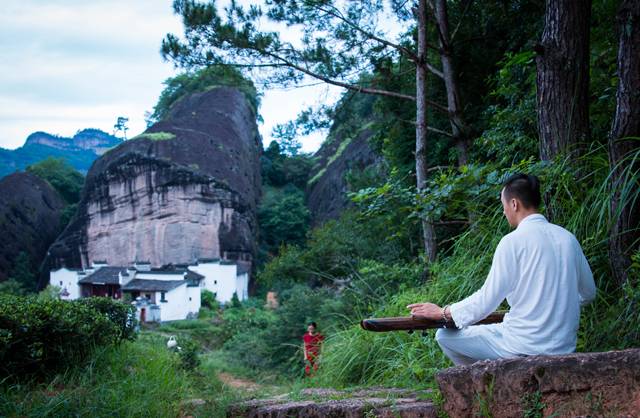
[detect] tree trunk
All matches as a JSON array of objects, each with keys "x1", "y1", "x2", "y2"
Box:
[
  {"x1": 608, "y1": 0, "x2": 640, "y2": 286},
  {"x1": 434, "y1": 0, "x2": 471, "y2": 167},
  {"x1": 535, "y1": 0, "x2": 591, "y2": 161},
  {"x1": 416, "y1": 0, "x2": 437, "y2": 262}
]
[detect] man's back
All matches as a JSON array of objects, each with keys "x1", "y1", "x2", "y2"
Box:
[
  {"x1": 501, "y1": 214, "x2": 596, "y2": 355},
  {"x1": 449, "y1": 214, "x2": 596, "y2": 356}
]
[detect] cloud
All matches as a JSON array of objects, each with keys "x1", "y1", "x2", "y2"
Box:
[{"x1": 0, "y1": 0, "x2": 346, "y2": 152}]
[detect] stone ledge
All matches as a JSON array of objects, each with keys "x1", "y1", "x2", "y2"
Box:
[
  {"x1": 436, "y1": 348, "x2": 640, "y2": 418},
  {"x1": 228, "y1": 387, "x2": 437, "y2": 418}
]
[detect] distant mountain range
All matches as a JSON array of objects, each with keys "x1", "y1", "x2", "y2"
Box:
[{"x1": 0, "y1": 129, "x2": 123, "y2": 178}]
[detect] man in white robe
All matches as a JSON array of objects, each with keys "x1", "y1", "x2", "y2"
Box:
[{"x1": 408, "y1": 173, "x2": 596, "y2": 365}]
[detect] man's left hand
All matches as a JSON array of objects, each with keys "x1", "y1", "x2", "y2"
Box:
[{"x1": 407, "y1": 302, "x2": 442, "y2": 320}]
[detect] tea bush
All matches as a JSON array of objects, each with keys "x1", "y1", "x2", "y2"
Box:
[{"x1": 0, "y1": 295, "x2": 135, "y2": 379}]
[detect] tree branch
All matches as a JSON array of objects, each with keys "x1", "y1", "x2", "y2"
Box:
[
  {"x1": 315, "y1": 4, "x2": 418, "y2": 62},
  {"x1": 426, "y1": 63, "x2": 444, "y2": 79}
]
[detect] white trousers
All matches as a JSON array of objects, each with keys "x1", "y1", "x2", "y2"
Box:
[{"x1": 435, "y1": 323, "x2": 524, "y2": 366}]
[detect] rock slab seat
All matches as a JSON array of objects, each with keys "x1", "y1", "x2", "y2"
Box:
[{"x1": 436, "y1": 348, "x2": 640, "y2": 417}]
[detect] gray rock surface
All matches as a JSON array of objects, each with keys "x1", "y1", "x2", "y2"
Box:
[
  {"x1": 306, "y1": 127, "x2": 381, "y2": 225},
  {"x1": 0, "y1": 172, "x2": 65, "y2": 281},
  {"x1": 436, "y1": 348, "x2": 640, "y2": 418},
  {"x1": 39, "y1": 87, "x2": 261, "y2": 286},
  {"x1": 228, "y1": 387, "x2": 436, "y2": 418}
]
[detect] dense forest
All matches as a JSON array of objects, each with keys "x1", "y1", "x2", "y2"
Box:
[
  {"x1": 159, "y1": 0, "x2": 640, "y2": 386},
  {"x1": 2, "y1": 0, "x2": 639, "y2": 416}
]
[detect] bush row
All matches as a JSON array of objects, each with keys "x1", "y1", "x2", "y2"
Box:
[{"x1": 0, "y1": 295, "x2": 136, "y2": 379}]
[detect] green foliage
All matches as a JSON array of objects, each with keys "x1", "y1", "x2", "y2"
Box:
[
  {"x1": 176, "y1": 337, "x2": 200, "y2": 371},
  {"x1": 0, "y1": 279, "x2": 25, "y2": 296},
  {"x1": 0, "y1": 295, "x2": 135, "y2": 379},
  {"x1": 150, "y1": 66, "x2": 260, "y2": 123},
  {"x1": 258, "y1": 186, "x2": 310, "y2": 255},
  {"x1": 0, "y1": 335, "x2": 230, "y2": 418},
  {"x1": 9, "y1": 251, "x2": 36, "y2": 292},
  {"x1": 26, "y1": 157, "x2": 84, "y2": 205},
  {"x1": 201, "y1": 290, "x2": 218, "y2": 310},
  {"x1": 522, "y1": 390, "x2": 546, "y2": 418},
  {"x1": 477, "y1": 51, "x2": 538, "y2": 165},
  {"x1": 258, "y1": 205, "x2": 418, "y2": 291},
  {"x1": 132, "y1": 132, "x2": 176, "y2": 141},
  {"x1": 80, "y1": 297, "x2": 137, "y2": 343},
  {"x1": 261, "y1": 141, "x2": 312, "y2": 189},
  {"x1": 258, "y1": 140, "x2": 313, "y2": 263}
]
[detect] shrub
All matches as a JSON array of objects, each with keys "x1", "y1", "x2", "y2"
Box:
[
  {"x1": 201, "y1": 290, "x2": 218, "y2": 310},
  {"x1": 176, "y1": 338, "x2": 200, "y2": 371},
  {"x1": 80, "y1": 297, "x2": 137, "y2": 343},
  {"x1": 0, "y1": 295, "x2": 135, "y2": 379}
]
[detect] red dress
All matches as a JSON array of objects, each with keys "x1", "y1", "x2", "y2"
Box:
[{"x1": 303, "y1": 332, "x2": 324, "y2": 376}]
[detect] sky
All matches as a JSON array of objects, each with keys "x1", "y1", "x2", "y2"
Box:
[{"x1": 0, "y1": 0, "x2": 342, "y2": 153}]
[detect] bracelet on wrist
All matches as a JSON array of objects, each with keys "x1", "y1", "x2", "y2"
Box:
[{"x1": 442, "y1": 305, "x2": 450, "y2": 323}]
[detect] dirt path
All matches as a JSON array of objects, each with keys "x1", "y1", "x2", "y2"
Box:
[{"x1": 217, "y1": 372, "x2": 261, "y2": 392}]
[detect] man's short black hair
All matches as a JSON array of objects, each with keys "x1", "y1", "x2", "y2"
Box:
[
  {"x1": 502, "y1": 173, "x2": 541, "y2": 209},
  {"x1": 308, "y1": 322, "x2": 317, "y2": 328}
]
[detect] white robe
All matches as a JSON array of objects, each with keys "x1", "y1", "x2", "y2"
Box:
[{"x1": 438, "y1": 214, "x2": 596, "y2": 364}]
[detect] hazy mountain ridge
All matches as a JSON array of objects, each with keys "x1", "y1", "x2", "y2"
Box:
[{"x1": 0, "y1": 129, "x2": 122, "y2": 178}]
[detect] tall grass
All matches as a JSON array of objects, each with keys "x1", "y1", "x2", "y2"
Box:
[
  {"x1": 316, "y1": 145, "x2": 640, "y2": 387},
  {"x1": 0, "y1": 334, "x2": 234, "y2": 418}
]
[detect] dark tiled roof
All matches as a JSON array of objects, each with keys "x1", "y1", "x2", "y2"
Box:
[
  {"x1": 197, "y1": 258, "x2": 220, "y2": 263},
  {"x1": 122, "y1": 279, "x2": 186, "y2": 292},
  {"x1": 138, "y1": 270, "x2": 185, "y2": 276},
  {"x1": 78, "y1": 266, "x2": 128, "y2": 285},
  {"x1": 139, "y1": 267, "x2": 204, "y2": 282}
]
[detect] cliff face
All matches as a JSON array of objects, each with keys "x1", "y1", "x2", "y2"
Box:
[
  {"x1": 41, "y1": 87, "x2": 261, "y2": 284},
  {"x1": 306, "y1": 127, "x2": 380, "y2": 225},
  {"x1": 0, "y1": 129, "x2": 122, "y2": 178},
  {"x1": 0, "y1": 172, "x2": 65, "y2": 281}
]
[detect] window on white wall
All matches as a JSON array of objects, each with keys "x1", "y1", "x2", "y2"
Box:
[{"x1": 160, "y1": 292, "x2": 167, "y2": 302}]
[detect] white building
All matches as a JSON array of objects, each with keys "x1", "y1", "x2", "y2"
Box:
[
  {"x1": 189, "y1": 258, "x2": 250, "y2": 303},
  {"x1": 49, "y1": 258, "x2": 250, "y2": 321},
  {"x1": 121, "y1": 268, "x2": 202, "y2": 322}
]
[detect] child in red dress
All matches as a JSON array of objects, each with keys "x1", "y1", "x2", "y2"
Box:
[{"x1": 302, "y1": 322, "x2": 324, "y2": 376}]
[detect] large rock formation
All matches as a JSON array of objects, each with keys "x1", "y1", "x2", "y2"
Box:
[
  {"x1": 0, "y1": 172, "x2": 66, "y2": 281},
  {"x1": 40, "y1": 87, "x2": 261, "y2": 285},
  {"x1": 306, "y1": 127, "x2": 381, "y2": 225},
  {"x1": 0, "y1": 129, "x2": 122, "y2": 178},
  {"x1": 436, "y1": 348, "x2": 640, "y2": 417}
]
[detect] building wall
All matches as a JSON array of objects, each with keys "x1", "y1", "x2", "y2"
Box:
[
  {"x1": 235, "y1": 273, "x2": 249, "y2": 301},
  {"x1": 158, "y1": 284, "x2": 199, "y2": 321},
  {"x1": 189, "y1": 261, "x2": 239, "y2": 303},
  {"x1": 50, "y1": 268, "x2": 81, "y2": 300}
]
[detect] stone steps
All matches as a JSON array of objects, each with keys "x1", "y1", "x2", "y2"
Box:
[{"x1": 228, "y1": 388, "x2": 437, "y2": 418}]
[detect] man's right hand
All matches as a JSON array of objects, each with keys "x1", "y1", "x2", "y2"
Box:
[{"x1": 407, "y1": 302, "x2": 443, "y2": 320}]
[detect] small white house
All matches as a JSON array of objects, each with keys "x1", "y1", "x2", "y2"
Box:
[
  {"x1": 122, "y1": 268, "x2": 203, "y2": 322},
  {"x1": 50, "y1": 267, "x2": 83, "y2": 300}
]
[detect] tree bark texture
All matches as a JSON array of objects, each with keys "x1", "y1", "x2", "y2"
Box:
[
  {"x1": 536, "y1": 0, "x2": 591, "y2": 161},
  {"x1": 434, "y1": 0, "x2": 471, "y2": 166},
  {"x1": 608, "y1": 0, "x2": 640, "y2": 286},
  {"x1": 416, "y1": 0, "x2": 438, "y2": 262}
]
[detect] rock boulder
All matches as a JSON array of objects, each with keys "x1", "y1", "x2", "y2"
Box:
[
  {"x1": 40, "y1": 87, "x2": 261, "y2": 286},
  {"x1": 0, "y1": 172, "x2": 65, "y2": 281},
  {"x1": 436, "y1": 348, "x2": 640, "y2": 417}
]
